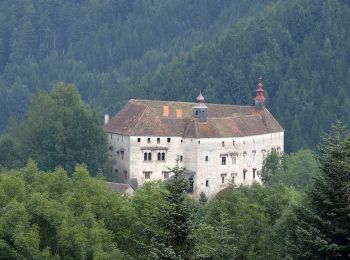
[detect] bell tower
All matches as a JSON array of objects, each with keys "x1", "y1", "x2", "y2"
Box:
[
  {"x1": 193, "y1": 91, "x2": 208, "y2": 122},
  {"x1": 255, "y1": 77, "x2": 265, "y2": 110}
]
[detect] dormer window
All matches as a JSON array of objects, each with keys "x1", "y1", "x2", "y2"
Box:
[
  {"x1": 157, "y1": 138, "x2": 160, "y2": 143},
  {"x1": 147, "y1": 138, "x2": 151, "y2": 143},
  {"x1": 222, "y1": 141, "x2": 225, "y2": 147},
  {"x1": 167, "y1": 138, "x2": 171, "y2": 143}
]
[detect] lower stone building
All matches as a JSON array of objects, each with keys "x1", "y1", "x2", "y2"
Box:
[{"x1": 104, "y1": 80, "x2": 284, "y2": 197}]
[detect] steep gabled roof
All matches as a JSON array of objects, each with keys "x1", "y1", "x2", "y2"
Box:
[{"x1": 105, "y1": 99, "x2": 283, "y2": 138}]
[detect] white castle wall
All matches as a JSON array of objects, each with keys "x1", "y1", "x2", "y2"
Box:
[{"x1": 108, "y1": 131, "x2": 284, "y2": 198}]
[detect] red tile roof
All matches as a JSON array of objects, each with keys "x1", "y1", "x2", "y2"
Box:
[{"x1": 105, "y1": 99, "x2": 283, "y2": 138}]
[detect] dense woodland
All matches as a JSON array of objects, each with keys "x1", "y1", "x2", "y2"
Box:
[
  {"x1": 1, "y1": 0, "x2": 350, "y2": 151},
  {"x1": 1, "y1": 0, "x2": 350, "y2": 259},
  {"x1": 1, "y1": 123, "x2": 350, "y2": 259}
]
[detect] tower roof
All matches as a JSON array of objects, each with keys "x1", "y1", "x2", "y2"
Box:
[
  {"x1": 255, "y1": 77, "x2": 265, "y2": 102},
  {"x1": 196, "y1": 91, "x2": 205, "y2": 103}
]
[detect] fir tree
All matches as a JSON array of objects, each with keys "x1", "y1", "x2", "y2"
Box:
[
  {"x1": 285, "y1": 122, "x2": 350, "y2": 259},
  {"x1": 148, "y1": 163, "x2": 195, "y2": 259}
]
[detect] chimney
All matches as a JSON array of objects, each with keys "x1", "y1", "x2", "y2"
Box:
[{"x1": 104, "y1": 114, "x2": 110, "y2": 125}]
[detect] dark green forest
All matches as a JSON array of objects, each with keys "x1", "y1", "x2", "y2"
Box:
[{"x1": 1, "y1": 0, "x2": 350, "y2": 151}]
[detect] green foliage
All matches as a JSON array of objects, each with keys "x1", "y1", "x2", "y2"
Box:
[
  {"x1": 147, "y1": 164, "x2": 196, "y2": 259},
  {"x1": 0, "y1": 162, "x2": 131, "y2": 259},
  {"x1": 193, "y1": 184, "x2": 297, "y2": 259},
  {"x1": 0, "y1": 0, "x2": 275, "y2": 133},
  {"x1": 260, "y1": 151, "x2": 281, "y2": 185},
  {"x1": 260, "y1": 149, "x2": 320, "y2": 190},
  {"x1": 0, "y1": 82, "x2": 109, "y2": 175},
  {"x1": 282, "y1": 122, "x2": 350, "y2": 258}
]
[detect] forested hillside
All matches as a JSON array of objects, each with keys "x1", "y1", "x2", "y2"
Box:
[
  {"x1": 136, "y1": 0, "x2": 350, "y2": 151},
  {"x1": 0, "y1": 0, "x2": 273, "y2": 131},
  {"x1": 1, "y1": 0, "x2": 350, "y2": 151}
]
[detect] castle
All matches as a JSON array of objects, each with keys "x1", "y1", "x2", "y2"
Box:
[{"x1": 104, "y1": 79, "x2": 284, "y2": 197}]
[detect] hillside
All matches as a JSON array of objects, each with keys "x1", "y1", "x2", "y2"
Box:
[
  {"x1": 1, "y1": 0, "x2": 350, "y2": 151},
  {"x1": 0, "y1": 0, "x2": 274, "y2": 131},
  {"x1": 135, "y1": 0, "x2": 350, "y2": 151}
]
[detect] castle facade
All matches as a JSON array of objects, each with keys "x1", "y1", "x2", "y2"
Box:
[{"x1": 104, "y1": 80, "x2": 284, "y2": 197}]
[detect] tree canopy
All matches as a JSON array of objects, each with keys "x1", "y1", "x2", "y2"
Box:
[{"x1": 0, "y1": 83, "x2": 108, "y2": 175}]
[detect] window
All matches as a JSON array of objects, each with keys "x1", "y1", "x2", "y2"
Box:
[
  {"x1": 253, "y1": 168, "x2": 256, "y2": 179},
  {"x1": 233, "y1": 141, "x2": 235, "y2": 146},
  {"x1": 157, "y1": 138, "x2": 160, "y2": 143},
  {"x1": 198, "y1": 140, "x2": 200, "y2": 144},
  {"x1": 179, "y1": 155, "x2": 183, "y2": 161},
  {"x1": 167, "y1": 138, "x2": 171, "y2": 143},
  {"x1": 231, "y1": 173, "x2": 237, "y2": 184},
  {"x1": 109, "y1": 146, "x2": 113, "y2": 151},
  {"x1": 181, "y1": 139, "x2": 183, "y2": 143},
  {"x1": 206, "y1": 180, "x2": 209, "y2": 187},
  {"x1": 271, "y1": 147, "x2": 276, "y2": 153},
  {"x1": 162, "y1": 152, "x2": 166, "y2": 161},
  {"x1": 124, "y1": 170, "x2": 128, "y2": 179},
  {"x1": 252, "y1": 150, "x2": 256, "y2": 161},
  {"x1": 221, "y1": 174, "x2": 227, "y2": 184},
  {"x1": 232, "y1": 156, "x2": 236, "y2": 165},
  {"x1": 114, "y1": 169, "x2": 118, "y2": 175},
  {"x1": 144, "y1": 171, "x2": 151, "y2": 179},
  {"x1": 163, "y1": 171, "x2": 170, "y2": 179},
  {"x1": 137, "y1": 138, "x2": 141, "y2": 142},
  {"x1": 121, "y1": 150, "x2": 124, "y2": 160},
  {"x1": 222, "y1": 141, "x2": 225, "y2": 147},
  {"x1": 195, "y1": 110, "x2": 198, "y2": 115},
  {"x1": 110, "y1": 134, "x2": 112, "y2": 139},
  {"x1": 147, "y1": 138, "x2": 151, "y2": 143},
  {"x1": 221, "y1": 156, "x2": 226, "y2": 165},
  {"x1": 243, "y1": 169, "x2": 247, "y2": 180},
  {"x1": 148, "y1": 152, "x2": 152, "y2": 161},
  {"x1": 144, "y1": 152, "x2": 148, "y2": 161},
  {"x1": 157, "y1": 152, "x2": 161, "y2": 161},
  {"x1": 205, "y1": 156, "x2": 208, "y2": 162}
]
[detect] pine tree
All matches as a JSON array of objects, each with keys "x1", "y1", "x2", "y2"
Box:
[
  {"x1": 285, "y1": 122, "x2": 350, "y2": 259},
  {"x1": 148, "y1": 163, "x2": 195, "y2": 259}
]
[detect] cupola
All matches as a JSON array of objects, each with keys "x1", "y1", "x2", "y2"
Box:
[{"x1": 193, "y1": 90, "x2": 208, "y2": 122}]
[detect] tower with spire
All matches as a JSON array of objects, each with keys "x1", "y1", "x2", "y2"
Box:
[
  {"x1": 192, "y1": 90, "x2": 208, "y2": 122},
  {"x1": 255, "y1": 77, "x2": 265, "y2": 110}
]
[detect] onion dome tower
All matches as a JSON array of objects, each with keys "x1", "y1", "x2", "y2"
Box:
[
  {"x1": 255, "y1": 77, "x2": 265, "y2": 110},
  {"x1": 193, "y1": 90, "x2": 208, "y2": 122}
]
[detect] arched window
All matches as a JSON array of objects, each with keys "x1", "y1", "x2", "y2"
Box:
[
  {"x1": 162, "y1": 152, "x2": 165, "y2": 161},
  {"x1": 148, "y1": 152, "x2": 152, "y2": 161},
  {"x1": 144, "y1": 152, "x2": 147, "y2": 161},
  {"x1": 157, "y1": 152, "x2": 161, "y2": 161}
]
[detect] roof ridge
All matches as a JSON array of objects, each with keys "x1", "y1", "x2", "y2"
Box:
[
  {"x1": 129, "y1": 98, "x2": 254, "y2": 107},
  {"x1": 130, "y1": 103, "x2": 149, "y2": 136}
]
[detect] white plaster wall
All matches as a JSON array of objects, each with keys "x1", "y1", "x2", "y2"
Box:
[
  {"x1": 107, "y1": 130, "x2": 284, "y2": 198},
  {"x1": 107, "y1": 133, "x2": 130, "y2": 183},
  {"x1": 192, "y1": 132, "x2": 284, "y2": 198},
  {"x1": 129, "y1": 136, "x2": 185, "y2": 186}
]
